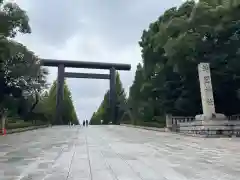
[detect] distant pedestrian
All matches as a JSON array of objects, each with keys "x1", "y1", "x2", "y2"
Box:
[
  {"x1": 86, "y1": 120, "x2": 89, "y2": 127},
  {"x1": 83, "y1": 120, "x2": 85, "y2": 127}
]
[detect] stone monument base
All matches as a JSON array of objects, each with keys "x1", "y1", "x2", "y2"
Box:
[
  {"x1": 195, "y1": 113, "x2": 226, "y2": 121},
  {"x1": 178, "y1": 114, "x2": 240, "y2": 137}
]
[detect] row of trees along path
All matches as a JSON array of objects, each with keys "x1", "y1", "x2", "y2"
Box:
[
  {"x1": 91, "y1": 0, "x2": 240, "y2": 127},
  {"x1": 2, "y1": 0, "x2": 240, "y2": 128},
  {"x1": 0, "y1": 1, "x2": 78, "y2": 130}
]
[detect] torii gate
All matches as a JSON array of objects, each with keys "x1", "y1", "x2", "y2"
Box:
[{"x1": 41, "y1": 59, "x2": 131, "y2": 125}]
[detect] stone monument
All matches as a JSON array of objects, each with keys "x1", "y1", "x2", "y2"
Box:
[
  {"x1": 177, "y1": 63, "x2": 240, "y2": 137},
  {"x1": 196, "y1": 63, "x2": 226, "y2": 121}
]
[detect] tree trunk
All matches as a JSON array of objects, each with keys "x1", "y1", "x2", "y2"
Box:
[
  {"x1": 0, "y1": 108, "x2": 7, "y2": 131},
  {"x1": 26, "y1": 91, "x2": 39, "y2": 124},
  {"x1": 2, "y1": 115, "x2": 6, "y2": 130}
]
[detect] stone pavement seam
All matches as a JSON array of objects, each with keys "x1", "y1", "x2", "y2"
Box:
[
  {"x1": 96, "y1": 133, "x2": 145, "y2": 180},
  {"x1": 15, "y1": 157, "x2": 42, "y2": 180},
  {"x1": 41, "y1": 140, "x2": 74, "y2": 180},
  {"x1": 95, "y1": 138, "x2": 120, "y2": 180},
  {"x1": 66, "y1": 128, "x2": 79, "y2": 180},
  {"x1": 42, "y1": 127, "x2": 80, "y2": 180},
  {"x1": 3, "y1": 126, "x2": 240, "y2": 180},
  {"x1": 12, "y1": 137, "x2": 76, "y2": 180},
  {"x1": 85, "y1": 134, "x2": 93, "y2": 180}
]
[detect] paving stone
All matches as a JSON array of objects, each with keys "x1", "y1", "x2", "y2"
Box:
[{"x1": 0, "y1": 125, "x2": 240, "y2": 180}]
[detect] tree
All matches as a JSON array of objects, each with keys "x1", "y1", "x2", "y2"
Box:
[
  {"x1": 43, "y1": 80, "x2": 78, "y2": 125},
  {"x1": 0, "y1": 1, "x2": 48, "y2": 124},
  {"x1": 115, "y1": 72, "x2": 127, "y2": 124},
  {"x1": 62, "y1": 82, "x2": 78, "y2": 125},
  {"x1": 127, "y1": 63, "x2": 144, "y2": 124},
  {"x1": 90, "y1": 72, "x2": 127, "y2": 125},
  {"x1": 91, "y1": 90, "x2": 110, "y2": 125},
  {"x1": 128, "y1": 0, "x2": 240, "y2": 127},
  {"x1": 89, "y1": 112, "x2": 100, "y2": 125}
]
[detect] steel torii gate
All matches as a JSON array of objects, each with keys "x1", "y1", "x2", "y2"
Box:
[{"x1": 41, "y1": 59, "x2": 131, "y2": 125}]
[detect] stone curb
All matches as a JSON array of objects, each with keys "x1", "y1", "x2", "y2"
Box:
[
  {"x1": 121, "y1": 124, "x2": 239, "y2": 138},
  {"x1": 121, "y1": 124, "x2": 213, "y2": 138},
  {"x1": 120, "y1": 124, "x2": 167, "y2": 132}
]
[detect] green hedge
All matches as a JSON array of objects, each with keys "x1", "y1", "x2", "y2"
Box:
[
  {"x1": 0, "y1": 119, "x2": 48, "y2": 130},
  {"x1": 7, "y1": 121, "x2": 31, "y2": 130},
  {"x1": 137, "y1": 121, "x2": 165, "y2": 128},
  {"x1": 121, "y1": 121, "x2": 165, "y2": 128},
  {"x1": 121, "y1": 116, "x2": 166, "y2": 128},
  {"x1": 8, "y1": 122, "x2": 47, "y2": 130},
  {"x1": 7, "y1": 119, "x2": 17, "y2": 123},
  {"x1": 7, "y1": 125, "x2": 49, "y2": 134}
]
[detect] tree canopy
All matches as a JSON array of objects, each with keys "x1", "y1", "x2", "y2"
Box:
[
  {"x1": 36, "y1": 80, "x2": 79, "y2": 125},
  {"x1": 0, "y1": 0, "x2": 78, "y2": 128},
  {"x1": 0, "y1": 0, "x2": 48, "y2": 122},
  {"x1": 126, "y1": 0, "x2": 240, "y2": 126},
  {"x1": 90, "y1": 72, "x2": 127, "y2": 125},
  {"x1": 2, "y1": 0, "x2": 240, "y2": 129}
]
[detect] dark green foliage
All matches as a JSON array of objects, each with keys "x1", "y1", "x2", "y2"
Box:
[
  {"x1": 0, "y1": 1, "x2": 78, "y2": 127},
  {"x1": 90, "y1": 72, "x2": 127, "y2": 125},
  {"x1": 0, "y1": 1, "x2": 79, "y2": 128},
  {"x1": 127, "y1": 0, "x2": 240, "y2": 126},
  {"x1": 36, "y1": 80, "x2": 79, "y2": 125},
  {"x1": 0, "y1": 0, "x2": 49, "y2": 126}
]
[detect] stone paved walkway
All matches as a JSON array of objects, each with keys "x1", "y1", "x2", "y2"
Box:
[{"x1": 0, "y1": 125, "x2": 240, "y2": 180}]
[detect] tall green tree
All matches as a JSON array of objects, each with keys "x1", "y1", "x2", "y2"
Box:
[
  {"x1": 115, "y1": 72, "x2": 127, "y2": 124},
  {"x1": 0, "y1": 0, "x2": 47, "y2": 123},
  {"x1": 42, "y1": 80, "x2": 78, "y2": 125},
  {"x1": 127, "y1": 63, "x2": 144, "y2": 124},
  {"x1": 89, "y1": 112, "x2": 100, "y2": 125},
  {"x1": 128, "y1": 0, "x2": 240, "y2": 127},
  {"x1": 90, "y1": 72, "x2": 127, "y2": 125}
]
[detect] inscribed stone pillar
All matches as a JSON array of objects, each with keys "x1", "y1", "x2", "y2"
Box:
[{"x1": 198, "y1": 63, "x2": 216, "y2": 119}]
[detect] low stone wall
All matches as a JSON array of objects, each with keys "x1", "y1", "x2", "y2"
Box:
[
  {"x1": 178, "y1": 120, "x2": 240, "y2": 137},
  {"x1": 122, "y1": 115, "x2": 240, "y2": 138},
  {"x1": 120, "y1": 124, "x2": 167, "y2": 132},
  {"x1": 1, "y1": 125, "x2": 50, "y2": 135},
  {"x1": 166, "y1": 115, "x2": 195, "y2": 131},
  {"x1": 166, "y1": 114, "x2": 240, "y2": 137},
  {"x1": 228, "y1": 115, "x2": 240, "y2": 120}
]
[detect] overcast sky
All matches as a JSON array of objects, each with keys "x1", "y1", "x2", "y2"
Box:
[{"x1": 14, "y1": 0, "x2": 184, "y2": 122}]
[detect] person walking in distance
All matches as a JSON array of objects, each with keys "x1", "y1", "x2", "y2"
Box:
[
  {"x1": 83, "y1": 120, "x2": 85, "y2": 127},
  {"x1": 86, "y1": 120, "x2": 89, "y2": 127}
]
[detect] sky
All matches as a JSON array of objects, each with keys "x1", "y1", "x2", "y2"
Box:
[{"x1": 13, "y1": 0, "x2": 184, "y2": 122}]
